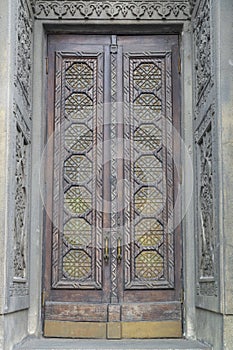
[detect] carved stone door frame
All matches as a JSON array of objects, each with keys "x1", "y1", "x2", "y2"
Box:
[{"x1": 30, "y1": 11, "x2": 195, "y2": 338}]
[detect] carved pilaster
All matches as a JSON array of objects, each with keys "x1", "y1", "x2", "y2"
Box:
[
  {"x1": 9, "y1": 0, "x2": 33, "y2": 306},
  {"x1": 194, "y1": 104, "x2": 219, "y2": 302},
  {"x1": 14, "y1": 125, "x2": 28, "y2": 280},
  {"x1": 193, "y1": 0, "x2": 213, "y2": 113},
  {"x1": 16, "y1": 0, "x2": 33, "y2": 108},
  {"x1": 193, "y1": 0, "x2": 219, "y2": 305}
]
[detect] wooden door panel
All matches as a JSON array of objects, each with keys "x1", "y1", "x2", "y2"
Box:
[
  {"x1": 111, "y1": 36, "x2": 182, "y2": 328},
  {"x1": 45, "y1": 36, "x2": 111, "y2": 307},
  {"x1": 123, "y1": 51, "x2": 175, "y2": 290},
  {"x1": 44, "y1": 34, "x2": 182, "y2": 338},
  {"x1": 45, "y1": 302, "x2": 108, "y2": 322},
  {"x1": 121, "y1": 302, "x2": 181, "y2": 322},
  {"x1": 53, "y1": 53, "x2": 103, "y2": 290}
]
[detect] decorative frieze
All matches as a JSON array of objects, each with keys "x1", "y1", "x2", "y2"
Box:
[{"x1": 32, "y1": 1, "x2": 191, "y2": 20}]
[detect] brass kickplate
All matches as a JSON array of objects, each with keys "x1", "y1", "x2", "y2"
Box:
[
  {"x1": 44, "y1": 320, "x2": 182, "y2": 339},
  {"x1": 107, "y1": 322, "x2": 121, "y2": 339},
  {"x1": 44, "y1": 321, "x2": 106, "y2": 339}
]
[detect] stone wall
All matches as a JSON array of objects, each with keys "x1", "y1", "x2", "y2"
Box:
[
  {"x1": 192, "y1": 0, "x2": 233, "y2": 349},
  {"x1": 0, "y1": 0, "x2": 34, "y2": 349},
  {"x1": 217, "y1": 0, "x2": 233, "y2": 349},
  {"x1": 192, "y1": 0, "x2": 220, "y2": 309}
]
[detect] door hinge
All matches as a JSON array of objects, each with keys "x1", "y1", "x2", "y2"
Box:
[
  {"x1": 42, "y1": 289, "x2": 47, "y2": 307},
  {"x1": 179, "y1": 164, "x2": 182, "y2": 184},
  {"x1": 46, "y1": 57, "x2": 48, "y2": 74},
  {"x1": 110, "y1": 35, "x2": 118, "y2": 54},
  {"x1": 178, "y1": 56, "x2": 181, "y2": 75},
  {"x1": 180, "y1": 289, "x2": 184, "y2": 304}
]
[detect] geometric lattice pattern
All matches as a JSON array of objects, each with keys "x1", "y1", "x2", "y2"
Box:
[
  {"x1": 134, "y1": 63, "x2": 161, "y2": 90},
  {"x1": 51, "y1": 53, "x2": 102, "y2": 289},
  {"x1": 136, "y1": 251, "x2": 163, "y2": 279},
  {"x1": 64, "y1": 218, "x2": 91, "y2": 247},
  {"x1": 64, "y1": 186, "x2": 91, "y2": 215},
  {"x1": 135, "y1": 219, "x2": 163, "y2": 247},
  {"x1": 65, "y1": 93, "x2": 93, "y2": 120},
  {"x1": 125, "y1": 55, "x2": 171, "y2": 288},
  {"x1": 65, "y1": 124, "x2": 93, "y2": 153},
  {"x1": 134, "y1": 155, "x2": 162, "y2": 184},
  {"x1": 63, "y1": 250, "x2": 91, "y2": 279},
  {"x1": 134, "y1": 187, "x2": 163, "y2": 215},
  {"x1": 64, "y1": 155, "x2": 92, "y2": 183},
  {"x1": 134, "y1": 124, "x2": 162, "y2": 152},
  {"x1": 58, "y1": 57, "x2": 97, "y2": 287},
  {"x1": 66, "y1": 63, "x2": 93, "y2": 90},
  {"x1": 134, "y1": 93, "x2": 162, "y2": 121},
  {"x1": 133, "y1": 62, "x2": 162, "y2": 121}
]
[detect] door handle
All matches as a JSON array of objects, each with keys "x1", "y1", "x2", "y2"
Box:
[
  {"x1": 104, "y1": 237, "x2": 109, "y2": 263},
  {"x1": 117, "y1": 237, "x2": 122, "y2": 263}
]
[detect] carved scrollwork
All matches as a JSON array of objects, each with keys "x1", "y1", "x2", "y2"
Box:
[
  {"x1": 9, "y1": 0, "x2": 32, "y2": 303},
  {"x1": 189, "y1": 0, "x2": 196, "y2": 13},
  {"x1": 195, "y1": 105, "x2": 217, "y2": 297},
  {"x1": 14, "y1": 124, "x2": 29, "y2": 280},
  {"x1": 10, "y1": 282, "x2": 29, "y2": 297},
  {"x1": 196, "y1": 281, "x2": 218, "y2": 297},
  {"x1": 32, "y1": 1, "x2": 191, "y2": 20},
  {"x1": 199, "y1": 125, "x2": 214, "y2": 278},
  {"x1": 193, "y1": 0, "x2": 213, "y2": 107},
  {"x1": 16, "y1": 0, "x2": 33, "y2": 106}
]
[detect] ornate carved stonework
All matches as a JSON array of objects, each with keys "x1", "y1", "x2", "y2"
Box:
[
  {"x1": 9, "y1": 282, "x2": 29, "y2": 297},
  {"x1": 199, "y1": 124, "x2": 213, "y2": 278},
  {"x1": 189, "y1": 0, "x2": 196, "y2": 13},
  {"x1": 195, "y1": 105, "x2": 217, "y2": 297},
  {"x1": 16, "y1": 0, "x2": 33, "y2": 106},
  {"x1": 8, "y1": 0, "x2": 33, "y2": 307},
  {"x1": 193, "y1": 0, "x2": 218, "y2": 302},
  {"x1": 32, "y1": 1, "x2": 190, "y2": 20},
  {"x1": 196, "y1": 281, "x2": 218, "y2": 297},
  {"x1": 14, "y1": 124, "x2": 29, "y2": 280},
  {"x1": 13, "y1": 103, "x2": 31, "y2": 142},
  {"x1": 193, "y1": 0, "x2": 213, "y2": 106}
]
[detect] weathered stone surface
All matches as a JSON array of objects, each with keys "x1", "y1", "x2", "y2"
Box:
[
  {"x1": 218, "y1": 0, "x2": 233, "y2": 316},
  {"x1": 196, "y1": 309, "x2": 222, "y2": 350},
  {"x1": 224, "y1": 315, "x2": 233, "y2": 350},
  {"x1": 14, "y1": 338, "x2": 212, "y2": 350},
  {"x1": 192, "y1": 0, "x2": 220, "y2": 314},
  {"x1": 0, "y1": 0, "x2": 10, "y2": 317}
]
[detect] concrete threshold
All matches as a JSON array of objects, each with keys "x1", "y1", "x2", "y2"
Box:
[{"x1": 14, "y1": 338, "x2": 212, "y2": 350}]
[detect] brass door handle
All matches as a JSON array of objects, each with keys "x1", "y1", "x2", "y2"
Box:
[
  {"x1": 104, "y1": 237, "x2": 109, "y2": 263},
  {"x1": 117, "y1": 237, "x2": 122, "y2": 263}
]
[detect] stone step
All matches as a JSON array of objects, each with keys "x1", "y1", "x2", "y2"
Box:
[{"x1": 14, "y1": 338, "x2": 212, "y2": 350}]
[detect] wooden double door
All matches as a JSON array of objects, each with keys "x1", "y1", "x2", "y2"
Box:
[{"x1": 43, "y1": 34, "x2": 182, "y2": 338}]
